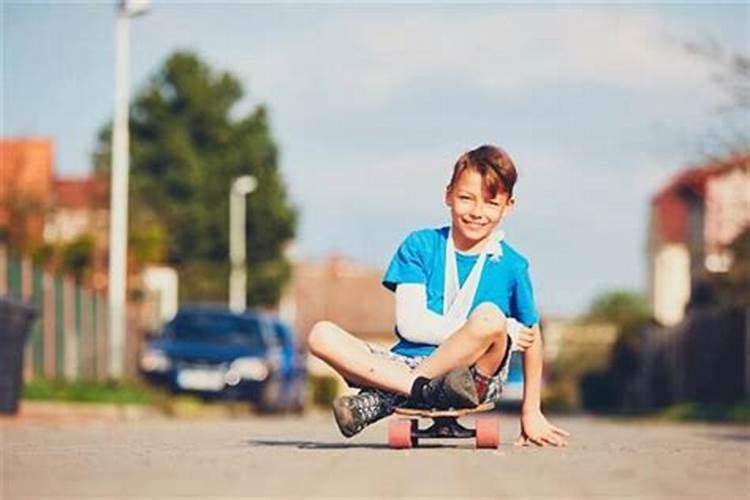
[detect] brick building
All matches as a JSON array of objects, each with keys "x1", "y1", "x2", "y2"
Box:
[
  {"x1": 0, "y1": 138, "x2": 54, "y2": 249},
  {"x1": 279, "y1": 256, "x2": 395, "y2": 393}
]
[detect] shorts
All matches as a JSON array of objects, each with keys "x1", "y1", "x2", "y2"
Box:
[{"x1": 362, "y1": 335, "x2": 513, "y2": 404}]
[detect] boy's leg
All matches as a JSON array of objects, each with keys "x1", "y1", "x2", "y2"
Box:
[
  {"x1": 307, "y1": 321, "x2": 416, "y2": 395},
  {"x1": 474, "y1": 334, "x2": 510, "y2": 378},
  {"x1": 309, "y1": 320, "x2": 481, "y2": 438},
  {"x1": 414, "y1": 302, "x2": 508, "y2": 379},
  {"x1": 472, "y1": 333, "x2": 512, "y2": 402}
]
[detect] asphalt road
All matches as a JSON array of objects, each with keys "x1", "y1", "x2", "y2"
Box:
[{"x1": 2, "y1": 409, "x2": 749, "y2": 499}]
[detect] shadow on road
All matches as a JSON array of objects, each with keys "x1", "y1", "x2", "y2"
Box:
[
  {"x1": 698, "y1": 432, "x2": 750, "y2": 442},
  {"x1": 243, "y1": 439, "x2": 456, "y2": 450}
]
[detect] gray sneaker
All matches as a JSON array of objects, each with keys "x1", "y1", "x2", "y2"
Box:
[
  {"x1": 332, "y1": 388, "x2": 405, "y2": 438},
  {"x1": 417, "y1": 367, "x2": 479, "y2": 410}
]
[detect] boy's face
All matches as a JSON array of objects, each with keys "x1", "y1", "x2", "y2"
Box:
[{"x1": 445, "y1": 168, "x2": 514, "y2": 250}]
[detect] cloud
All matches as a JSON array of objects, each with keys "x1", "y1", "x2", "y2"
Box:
[{"x1": 232, "y1": 8, "x2": 719, "y2": 110}]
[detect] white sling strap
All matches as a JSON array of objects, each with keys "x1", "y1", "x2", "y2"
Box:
[{"x1": 442, "y1": 228, "x2": 504, "y2": 321}]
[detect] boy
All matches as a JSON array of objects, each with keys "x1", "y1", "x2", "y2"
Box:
[{"x1": 307, "y1": 145, "x2": 569, "y2": 447}]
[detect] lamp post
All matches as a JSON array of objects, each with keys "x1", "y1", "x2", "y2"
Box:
[
  {"x1": 108, "y1": 0, "x2": 149, "y2": 379},
  {"x1": 229, "y1": 175, "x2": 257, "y2": 313}
]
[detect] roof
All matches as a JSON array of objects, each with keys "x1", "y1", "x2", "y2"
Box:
[
  {"x1": 651, "y1": 153, "x2": 749, "y2": 244},
  {"x1": 52, "y1": 177, "x2": 108, "y2": 210}
]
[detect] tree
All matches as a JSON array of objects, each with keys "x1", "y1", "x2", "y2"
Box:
[
  {"x1": 693, "y1": 228, "x2": 750, "y2": 309},
  {"x1": 582, "y1": 290, "x2": 651, "y2": 334},
  {"x1": 94, "y1": 52, "x2": 297, "y2": 306},
  {"x1": 685, "y1": 40, "x2": 750, "y2": 155}
]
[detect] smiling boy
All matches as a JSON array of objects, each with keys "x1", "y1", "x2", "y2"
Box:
[{"x1": 307, "y1": 145, "x2": 569, "y2": 446}]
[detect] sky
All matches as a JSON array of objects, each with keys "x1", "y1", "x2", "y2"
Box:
[{"x1": 2, "y1": 1, "x2": 749, "y2": 318}]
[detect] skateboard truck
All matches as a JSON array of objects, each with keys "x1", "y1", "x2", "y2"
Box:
[{"x1": 388, "y1": 402, "x2": 500, "y2": 449}]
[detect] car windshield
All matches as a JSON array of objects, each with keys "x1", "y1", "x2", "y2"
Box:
[{"x1": 166, "y1": 312, "x2": 267, "y2": 350}]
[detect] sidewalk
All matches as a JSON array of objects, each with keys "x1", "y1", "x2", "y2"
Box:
[
  {"x1": 0, "y1": 399, "x2": 326, "y2": 426},
  {"x1": 0, "y1": 400, "x2": 162, "y2": 426}
]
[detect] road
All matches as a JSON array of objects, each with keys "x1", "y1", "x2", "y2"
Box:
[{"x1": 2, "y1": 409, "x2": 748, "y2": 499}]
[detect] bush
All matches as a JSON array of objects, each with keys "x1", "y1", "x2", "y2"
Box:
[
  {"x1": 22, "y1": 379, "x2": 156, "y2": 405},
  {"x1": 310, "y1": 375, "x2": 339, "y2": 407}
]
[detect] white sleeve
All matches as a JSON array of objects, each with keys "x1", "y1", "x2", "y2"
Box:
[
  {"x1": 395, "y1": 283, "x2": 526, "y2": 348},
  {"x1": 395, "y1": 284, "x2": 466, "y2": 345}
]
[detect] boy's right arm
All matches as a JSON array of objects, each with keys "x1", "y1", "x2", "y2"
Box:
[
  {"x1": 395, "y1": 284, "x2": 465, "y2": 344},
  {"x1": 395, "y1": 284, "x2": 525, "y2": 346}
]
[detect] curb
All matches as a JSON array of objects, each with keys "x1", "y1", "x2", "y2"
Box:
[{"x1": 0, "y1": 400, "x2": 163, "y2": 425}]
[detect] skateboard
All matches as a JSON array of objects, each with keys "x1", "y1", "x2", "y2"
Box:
[{"x1": 387, "y1": 402, "x2": 499, "y2": 449}]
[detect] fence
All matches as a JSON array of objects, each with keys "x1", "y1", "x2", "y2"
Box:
[
  {"x1": 629, "y1": 306, "x2": 749, "y2": 409},
  {"x1": 0, "y1": 245, "x2": 115, "y2": 382}
]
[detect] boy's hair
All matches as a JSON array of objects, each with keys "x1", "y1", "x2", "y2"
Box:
[{"x1": 447, "y1": 145, "x2": 518, "y2": 198}]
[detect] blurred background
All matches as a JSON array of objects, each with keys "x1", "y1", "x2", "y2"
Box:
[{"x1": 1, "y1": 1, "x2": 748, "y2": 420}]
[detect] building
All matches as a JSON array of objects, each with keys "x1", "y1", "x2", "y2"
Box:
[
  {"x1": 279, "y1": 256, "x2": 395, "y2": 393},
  {"x1": 280, "y1": 256, "x2": 395, "y2": 345},
  {"x1": 44, "y1": 176, "x2": 109, "y2": 244},
  {"x1": 0, "y1": 138, "x2": 54, "y2": 249},
  {"x1": 43, "y1": 176, "x2": 110, "y2": 289},
  {"x1": 648, "y1": 153, "x2": 750, "y2": 326}
]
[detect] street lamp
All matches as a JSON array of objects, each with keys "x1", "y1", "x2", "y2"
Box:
[
  {"x1": 229, "y1": 175, "x2": 257, "y2": 313},
  {"x1": 108, "y1": 0, "x2": 149, "y2": 379}
]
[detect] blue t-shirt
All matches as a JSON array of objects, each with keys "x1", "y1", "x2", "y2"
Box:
[{"x1": 382, "y1": 226, "x2": 540, "y2": 357}]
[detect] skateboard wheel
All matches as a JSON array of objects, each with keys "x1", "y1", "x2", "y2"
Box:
[
  {"x1": 475, "y1": 417, "x2": 500, "y2": 449},
  {"x1": 388, "y1": 419, "x2": 414, "y2": 449}
]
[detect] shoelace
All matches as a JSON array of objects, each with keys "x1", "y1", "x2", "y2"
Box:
[
  {"x1": 358, "y1": 390, "x2": 398, "y2": 422},
  {"x1": 352, "y1": 392, "x2": 384, "y2": 422}
]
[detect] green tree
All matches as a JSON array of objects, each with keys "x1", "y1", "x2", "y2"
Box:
[
  {"x1": 94, "y1": 51, "x2": 297, "y2": 306},
  {"x1": 583, "y1": 290, "x2": 651, "y2": 335},
  {"x1": 697, "y1": 228, "x2": 750, "y2": 308},
  {"x1": 61, "y1": 234, "x2": 96, "y2": 282}
]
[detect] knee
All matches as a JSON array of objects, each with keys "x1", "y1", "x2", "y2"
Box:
[
  {"x1": 306, "y1": 321, "x2": 338, "y2": 356},
  {"x1": 466, "y1": 303, "x2": 507, "y2": 341}
]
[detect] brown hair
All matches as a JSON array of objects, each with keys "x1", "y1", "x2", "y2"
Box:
[{"x1": 447, "y1": 145, "x2": 518, "y2": 198}]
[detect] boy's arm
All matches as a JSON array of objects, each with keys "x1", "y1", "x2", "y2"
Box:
[
  {"x1": 395, "y1": 284, "x2": 466, "y2": 344},
  {"x1": 520, "y1": 324, "x2": 543, "y2": 412},
  {"x1": 396, "y1": 284, "x2": 526, "y2": 346},
  {"x1": 517, "y1": 324, "x2": 570, "y2": 446}
]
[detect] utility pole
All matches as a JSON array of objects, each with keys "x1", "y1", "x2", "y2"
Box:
[
  {"x1": 108, "y1": 0, "x2": 149, "y2": 378},
  {"x1": 229, "y1": 176, "x2": 257, "y2": 313}
]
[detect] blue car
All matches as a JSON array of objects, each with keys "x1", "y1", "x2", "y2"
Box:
[{"x1": 139, "y1": 306, "x2": 307, "y2": 413}]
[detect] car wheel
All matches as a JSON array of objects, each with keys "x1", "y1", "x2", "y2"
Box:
[
  {"x1": 257, "y1": 375, "x2": 282, "y2": 414},
  {"x1": 290, "y1": 378, "x2": 308, "y2": 414}
]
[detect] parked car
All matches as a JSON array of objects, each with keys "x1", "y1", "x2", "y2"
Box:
[{"x1": 139, "y1": 306, "x2": 307, "y2": 413}]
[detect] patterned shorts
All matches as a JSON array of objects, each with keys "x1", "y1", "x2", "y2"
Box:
[{"x1": 362, "y1": 338, "x2": 513, "y2": 404}]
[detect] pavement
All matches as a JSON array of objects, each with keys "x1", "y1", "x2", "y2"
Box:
[{"x1": 1, "y1": 403, "x2": 749, "y2": 499}]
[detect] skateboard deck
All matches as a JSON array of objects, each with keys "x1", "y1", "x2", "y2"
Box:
[
  {"x1": 395, "y1": 401, "x2": 495, "y2": 418},
  {"x1": 388, "y1": 402, "x2": 499, "y2": 449}
]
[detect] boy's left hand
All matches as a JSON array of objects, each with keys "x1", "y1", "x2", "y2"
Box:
[
  {"x1": 515, "y1": 409, "x2": 570, "y2": 447},
  {"x1": 515, "y1": 325, "x2": 538, "y2": 351}
]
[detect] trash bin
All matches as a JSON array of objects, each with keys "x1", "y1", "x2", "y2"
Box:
[{"x1": 0, "y1": 297, "x2": 37, "y2": 415}]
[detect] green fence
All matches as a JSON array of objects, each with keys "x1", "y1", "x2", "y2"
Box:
[{"x1": 1, "y1": 245, "x2": 109, "y2": 382}]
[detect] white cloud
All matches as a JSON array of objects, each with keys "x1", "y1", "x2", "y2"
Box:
[{"x1": 233, "y1": 8, "x2": 720, "y2": 110}]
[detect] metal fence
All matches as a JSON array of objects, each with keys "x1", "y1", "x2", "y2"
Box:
[{"x1": 0, "y1": 245, "x2": 110, "y2": 382}]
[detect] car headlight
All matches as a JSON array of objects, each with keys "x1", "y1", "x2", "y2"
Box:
[
  {"x1": 140, "y1": 349, "x2": 171, "y2": 372},
  {"x1": 228, "y1": 357, "x2": 269, "y2": 381}
]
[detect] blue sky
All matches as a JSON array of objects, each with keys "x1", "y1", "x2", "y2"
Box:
[{"x1": 3, "y1": 2, "x2": 749, "y2": 317}]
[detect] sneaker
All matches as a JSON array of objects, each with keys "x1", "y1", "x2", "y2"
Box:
[
  {"x1": 417, "y1": 367, "x2": 479, "y2": 410},
  {"x1": 332, "y1": 388, "x2": 405, "y2": 438}
]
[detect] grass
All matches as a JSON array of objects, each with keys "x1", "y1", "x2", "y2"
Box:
[
  {"x1": 20, "y1": 379, "x2": 254, "y2": 417},
  {"x1": 22, "y1": 379, "x2": 159, "y2": 406},
  {"x1": 651, "y1": 402, "x2": 750, "y2": 423}
]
